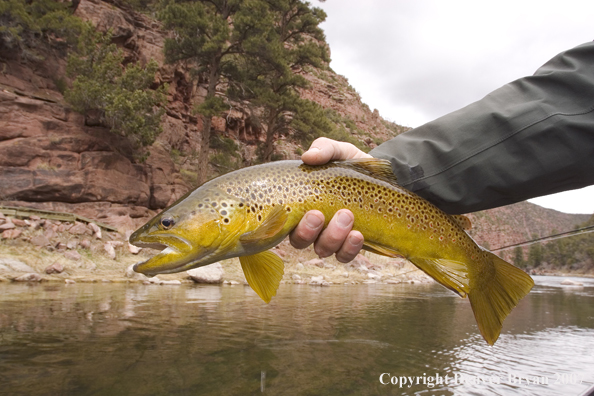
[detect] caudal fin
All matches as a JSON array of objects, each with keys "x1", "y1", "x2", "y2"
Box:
[{"x1": 468, "y1": 252, "x2": 534, "y2": 345}]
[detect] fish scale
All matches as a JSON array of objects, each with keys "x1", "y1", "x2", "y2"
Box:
[{"x1": 130, "y1": 159, "x2": 534, "y2": 345}]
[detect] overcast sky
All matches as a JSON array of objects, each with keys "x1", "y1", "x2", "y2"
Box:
[{"x1": 316, "y1": 0, "x2": 594, "y2": 215}]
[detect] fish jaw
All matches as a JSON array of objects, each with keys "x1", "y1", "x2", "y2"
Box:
[
  {"x1": 132, "y1": 245, "x2": 213, "y2": 276},
  {"x1": 129, "y1": 231, "x2": 203, "y2": 276}
]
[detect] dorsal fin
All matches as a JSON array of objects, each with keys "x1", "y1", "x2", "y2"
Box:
[{"x1": 330, "y1": 158, "x2": 398, "y2": 186}]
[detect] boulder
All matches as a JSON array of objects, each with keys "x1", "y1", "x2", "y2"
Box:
[
  {"x1": 125, "y1": 263, "x2": 150, "y2": 281},
  {"x1": 89, "y1": 222, "x2": 102, "y2": 239},
  {"x1": 187, "y1": 263, "x2": 224, "y2": 284},
  {"x1": 14, "y1": 273, "x2": 43, "y2": 282},
  {"x1": 69, "y1": 222, "x2": 92, "y2": 235},
  {"x1": 45, "y1": 261, "x2": 65, "y2": 274},
  {"x1": 345, "y1": 254, "x2": 371, "y2": 272},
  {"x1": 64, "y1": 250, "x2": 82, "y2": 261},
  {"x1": 0, "y1": 257, "x2": 36, "y2": 273},
  {"x1": 0, "y1": 221, "x2": 15, "y2": 230},
  {"x1": 128, "y1": 243, "x2": 141, "y2": 254},
  {"x1": 2, "y1": 229, "x2": 22, "y2": 239},
  {"x1": 104, "y1": 243, "x2": 116, "y2": 260},
  {"x1": 303, "y1": 258, "x2": 324, "y2": 268}
]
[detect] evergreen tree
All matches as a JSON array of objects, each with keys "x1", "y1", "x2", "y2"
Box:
[
  {"x1": 229, "y1": 0, "x2": 329, "y2": 161},
  {"x1": 65, "y1": 27, "x2": 167, "y2": 161},
  {"x1": 512, "y1": 246, "x2": 525, "y2": 268},
  {"x1": 527, "y1": 243, "x2": 543, "y2": 268},
  {"x1": 0, "y1": 0, "x2": 83, "y2": 57},
  {"x1": 159, "y1": 0, "x2": 272, "y2": 183}
]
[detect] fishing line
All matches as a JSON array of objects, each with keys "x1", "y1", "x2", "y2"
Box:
[{"x1": 491, "y1": 224, "x2": 594, "y2": 252}]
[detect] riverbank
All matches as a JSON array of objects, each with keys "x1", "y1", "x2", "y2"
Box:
[
  {"x1": 1, "y1": 209, "x2": 591, "y2": 286},
  {"x1": 0, "y1": 209, "x2": 435, "y2": 286}
]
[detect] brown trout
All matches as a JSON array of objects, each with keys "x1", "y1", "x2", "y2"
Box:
[{"x1": 130, "y1": 159, "x2": 534, "y2": 345}]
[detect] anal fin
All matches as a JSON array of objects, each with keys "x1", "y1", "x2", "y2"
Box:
[
  {"x1": 239, "y1": 250, "x2": 285, "y2": 303},
  {"x1": 408, "y1": 257, "x2": 470, "y2": 297}
]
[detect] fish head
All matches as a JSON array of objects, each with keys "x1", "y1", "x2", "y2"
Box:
[{"x1": 129, "y1": 189, "x2": 248, "y2": 276}]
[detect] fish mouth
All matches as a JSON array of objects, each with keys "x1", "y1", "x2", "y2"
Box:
[{"x1": 129, "y1": 234, "x2": 197, "y2": 276}]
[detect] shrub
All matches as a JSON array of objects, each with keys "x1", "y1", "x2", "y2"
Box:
[{"x1": 65, "y1": 27, "x2": 167, "y2": 160}]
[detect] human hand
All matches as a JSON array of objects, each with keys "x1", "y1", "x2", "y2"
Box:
[{"x1": 290, "y1": 138, "x2": 372, "y2": 262}]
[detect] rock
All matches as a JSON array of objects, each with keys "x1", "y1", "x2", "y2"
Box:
[
  {"x1": 187, "y1": 263, "x2": 224, "y2": 284},
  {"x1": 0, "y1": 221, "x2": 15, "y2": 230},
  {"x1": 66, "y1": 240, "x2": 78, "y2": 250},
  {"x1": 228, "y1": 280, "x2": 240, "y2": 285},
  {"x1": 362, "y1": 279, "x2": 378, "y2": 284},
  {"x1": 29, "y1": 215, "x2": 41, "y2": 221},
  {"x1": 80, "y1": 239, "x2": 91, "y2": 249},
  {"x1": 45, "y1": 261, "x2": 65, "y2": 274},
  {"x1": 561, "y1": 279, "x2": 583, "y2": 286},
  {"x1": 274, "y1": 248, "x2": 287, "y2": 258},
  {"x1": 55, "y1": 242, "x2": 67, "y2": 251},
  {"x1": 11, "y1": 218, "x2": 28, "y2": 227},
  {"x1": 303, "y1": 258, "x2": 324, "y2": 268},
  {"x1": 0, "y1": 257, "x2": 36, "y2": 273},
  {"x1": 125, "y1": 263, "x2": 148, "y2": 280},
  {"x1": 69, "y1": 222, "x2": 92, "y2": 235},
  {"x1": 64, "y1": 250, "x2": 82, "y2": 261},
  {"x1": 309, "y1": 275, "x2": 325, "y2": 285},
  {"x1": 386, "y1": 279, "x2": 401, "y2": 284},
  {"x1": 295, "y1": 263, "x2": 304, "y2": 270},
  {"x1": 367, "y1": 272, "x2": 382, "y2": 280},
  {"x1": 31, "y1": 235, "x2": 51, "y2": 247},
  {"x1": 2, "y1": 229, "x2": 22, "y2": 239},
  {"x1": 104, "y1": 243, "x2": 116, "y2": 260},
  {"x1": 291, "y1": 274, "x2": 301, "y2": 280},
  {"x1": 159, "y1": 280, "x2": 181, "y2": 285},
  {"x1": 342, "y1": 272, "x2": 349, "y2": 278},
  {"x1": 128, "y1": 243, "x2": 141, "y2": 254},
  {"x1": 14, "y1": 273, "x2": 43, "y2": 282},
  {"x1": 89, "y1": 222, "x2": 102, "y2": 239},
  {"x1": 65, "y1": 279, "x2": 76, "y2": 284},
  {"x1": 345, "y1": 254, "x2": 371, "y2": 272}
]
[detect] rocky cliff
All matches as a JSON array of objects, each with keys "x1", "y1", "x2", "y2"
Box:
[
  {"x1": 0, "y1": 0, "x2": 406, "y2": 232},
  {"x1": 0, "y1": 0, "x2": 588, "y2": 253}
]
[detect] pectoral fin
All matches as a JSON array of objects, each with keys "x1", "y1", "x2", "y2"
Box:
[
  {"x1": 240, "y1": 250, "x2": 285, "y2": 303},
  {"x1": 362, "y1": 240, "x2": 405, "y2": 258},
  {"x1": 240, "y1": 205, "x2": 288, "y2": 245}
]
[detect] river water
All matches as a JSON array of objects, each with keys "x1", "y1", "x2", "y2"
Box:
[{"x1": 0, "y1": 276, "x2": 593, "y2": 396}]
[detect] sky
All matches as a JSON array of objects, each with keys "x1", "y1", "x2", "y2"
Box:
[{"x1": 315, "y1": 0, "x2": 593, "y2": 215}]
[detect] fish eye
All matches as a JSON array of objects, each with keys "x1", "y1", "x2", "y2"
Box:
[{"x1": 160, "y1": 216, "x2": 175, "y2": 230}]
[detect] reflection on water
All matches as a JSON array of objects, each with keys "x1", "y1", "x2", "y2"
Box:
[{"x1": 0, "y1": 277, "x2": 592, "y2": 395}]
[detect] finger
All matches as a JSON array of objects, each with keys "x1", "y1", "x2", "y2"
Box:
[
  {"x1": 314, "y1": 209, "x2": 354, "y2": 258},
  {"x1": 335, "y1": 230, "x2": 364, "y2": 263},
  {"x1": 289, "y1": 210, "x2": 325, "y2": 249},
  {"x1": 301, "y1": 137, "x2": 372, "y2": 165}
]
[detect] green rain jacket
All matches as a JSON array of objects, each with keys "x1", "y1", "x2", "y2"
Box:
[{"x1": 370, "y1": 41, "x2": 594, "y2": 214}]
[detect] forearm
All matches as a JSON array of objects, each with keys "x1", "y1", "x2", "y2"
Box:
[{"x1": 370, "y1": 42, "x2": 594, "y2": 214}]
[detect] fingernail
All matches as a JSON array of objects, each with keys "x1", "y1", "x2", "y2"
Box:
[
  {"x1": 305, "y1": 213, "x2": 323, "y2": 229},
  {"x1": 336, "y1": 211, "x2": 353, "y2": 228}
]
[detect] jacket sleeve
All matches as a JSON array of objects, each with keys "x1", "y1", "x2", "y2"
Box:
[{"x1": 369, "y1": 41, "x2": 594, "y2": 214}]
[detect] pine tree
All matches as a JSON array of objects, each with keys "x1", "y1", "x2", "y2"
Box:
[
  {"x1": 229, "y1": 0, "x2": 329, "y2": 162},
  {"x1": 159, "y1": 0, "x2": 272, "y2": 183}
]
